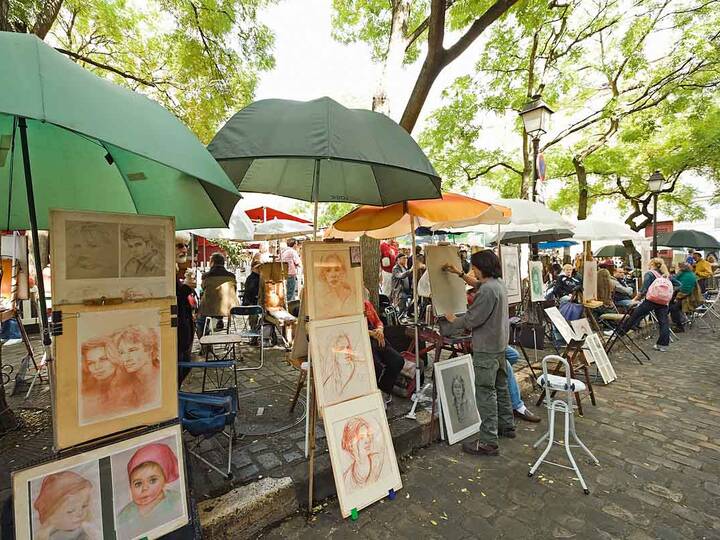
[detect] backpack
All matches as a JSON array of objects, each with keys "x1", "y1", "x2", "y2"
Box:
[{"x1": 646, "y1": 270, "x2": 673, "y2": 305}]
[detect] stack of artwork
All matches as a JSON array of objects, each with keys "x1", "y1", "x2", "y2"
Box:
[
  {"x1": 13, "y1": 426, "x2": 188, "y2": 540},
  {"x1": 302, "y1": 242, "x2": 402, "y2": 517},
  {"x1": 10, "y1": 210, "x2": 187, "y2": 539}
]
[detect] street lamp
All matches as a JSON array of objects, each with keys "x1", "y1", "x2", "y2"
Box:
[
  {"x1": 520, "y1": 95, "x2": 554, "y2": 202},
  {"x1": 647, "y1": 170, "x2": 665, "y2": 257}
]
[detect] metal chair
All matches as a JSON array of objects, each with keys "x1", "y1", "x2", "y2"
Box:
[
  {"x1": 228, "y1": 305, "x2": 265, "y2": 371},
  {"x1": 179, "y1": 389, "x2": 238, "y2": 479},
  {"x1": 529, "y1": 354, "x2": 599, "y2": 495}
]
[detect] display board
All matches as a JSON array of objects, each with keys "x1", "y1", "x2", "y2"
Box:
[
  {"x1": 50, "y1": 210, "x2": 175, "y2": 304},
  {"x1": 500, "y1": 245, "x2": 522, "y2": 305},
  {"x1": 13, "y1": 425, "x2": 188, "y2": 540},
  {"x1": 426, "y1": 245, "x2": 467, "y2": 316},
  {"x1": 583, "y1": 260, "x2": 598, "y2": 301},
  {"x1": 584, "y1": 333, "x2": 617, "y2": 384},
  {"x1": 434, "y1": 354, "x2": 481, "y2": 445},
  {"x1": 544, "y1": 306, "x2": 578, "y2": 344},
  {"x1": 52, "y1": 299, "x2": 177, "y2": 449},
  {"x1": 323, "y1": 392, "x2": 402, "y2": 518}
]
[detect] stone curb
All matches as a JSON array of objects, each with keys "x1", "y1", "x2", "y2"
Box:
[{"x1": 196, "y1": 368, "x2": 536, "y2": 539}]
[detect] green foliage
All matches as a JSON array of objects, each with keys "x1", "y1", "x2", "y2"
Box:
[
  {"x1": 210, "y1": 238, "x2": 250, "y2": 267},
  {"x1": 8, "y1": 0, "x2": 276, "y2": 142},
  {"x1": 291, "y1": 202, "x2": 357, "y2": 228}
]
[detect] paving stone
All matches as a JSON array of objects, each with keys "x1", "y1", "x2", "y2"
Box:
[
  {"x1": 670, "y1": 504, "x2": 709, "y2": 526},
  {"x1": 626, "y1": 488, "x2": 663, "y2": 507},
  {"x1": 256, "y1": 452, "x2": 282, "y2": 470},
  {"x1": 703, "y1": 481, "x2": 720, "y2": 497},
  {"x1": 231, "y1": 452, "x2": 253, "y2": 469},
  {"x1": 666, "y1": 453, "x2": 704, "y2": 470},
  {"x1": 645, "y1": 483, "x2": 684, "y2": 502},
  {"x1": 601, "y1": 503, "x2": 650, "y2": 528},
  {"x1": 282, "y1": 450, "x2": 304, "y2": 463},
  {"x1": 247, "y1": 441, "x2": 270, "y2": 453}
]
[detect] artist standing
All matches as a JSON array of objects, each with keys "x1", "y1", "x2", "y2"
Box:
[{"x1": 443, "y1": 250, "x2": 514, "y2": 456}]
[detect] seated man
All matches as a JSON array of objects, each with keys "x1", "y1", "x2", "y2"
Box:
[
  {"x1": 363, "y1": 291, "x2": 404, "y2": 407},
  {"x1": 197, "y1": 252, "x2": 240, "y2": 335},
  {"x1": 612, "y1": 267, "x2": 635, "y2": 310},
  {"x1": 669, "y1": 262, "x2": 697, "y2": 332},
  {"x1": 505, "y1": 346, "x2": 541, "y2": 423}
]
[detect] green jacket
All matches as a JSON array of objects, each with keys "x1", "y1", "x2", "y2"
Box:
[{"x1": 675, "y1": 269, "x2": 697, "y2": 295}]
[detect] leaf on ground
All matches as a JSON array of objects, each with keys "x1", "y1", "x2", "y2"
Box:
[{"x1": 430, "y1": 520, "x2": 438, "y2": 526}]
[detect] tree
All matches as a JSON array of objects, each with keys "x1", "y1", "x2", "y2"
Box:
[
  {"x1": 332, "y1": 0, "x2": 521, "y2": 129},
  {"x1": 2, "y1": 0, "x2": 276, "y2": 142}
]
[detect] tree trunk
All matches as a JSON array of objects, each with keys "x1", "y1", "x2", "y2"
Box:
[
  {"x1": 574, "y1": 156, "x2": 589, "y2": 220},
  {"x1": 373, "y1": 0, "x2": 411, "y2": 115},
  {"x1": 360, "y1": 235, "x2": 380, "y2": 311},
  {"x1": 399, "y1": 52, "x2": 444, "y2": 132},
  {"x1": 0, "y1": 0, "x2": 10, "y2": 32},
  {"x1": 32, "y1": 0, "x2": 64, "y2": 39},
  {"x1": 520, "y1": 132, "x2": 531, "y2": 198}
]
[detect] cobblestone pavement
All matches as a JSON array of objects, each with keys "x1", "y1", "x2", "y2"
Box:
[{"x1": 261, "y1": 329, "x2": 720, "y2": 539}]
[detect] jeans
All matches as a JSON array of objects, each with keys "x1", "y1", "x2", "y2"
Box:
[
  {"x1": 505, "y1": 346, "x2": 523, "y2": 411},
  {"x1": 619, "y1": 299, "x2": 670, "y2": 346},
  {"x1": 286, "y1": 275, "x2": 298, "y2": 302},
  {"x1": 472, "y1": 351, "x2": 514, "y2": 445},
  {"x1": 669, "y1": 298, "x2": 688, "y2": 327}
]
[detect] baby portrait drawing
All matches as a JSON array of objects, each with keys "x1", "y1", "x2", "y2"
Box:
[{"x1": 111, "y1": 437, "x2": 185, "y2": 540}]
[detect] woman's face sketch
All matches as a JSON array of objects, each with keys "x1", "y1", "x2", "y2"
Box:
[
  {"x1": 85, "y1": 346, "x2": 116, "y2": 381},
  {"x1": 117, "y1": 339, "x2": 150, "y2": 374},
  {"x1": 353, "y1": 424, "x2": 373, "y2": 457},
  {"x1": 322, "y1": 256, "x2": 347, "y2": 289},
  {"x1": 451, "y1": 377, "x2": 465, "y2": 400},
  {"x1": 333, "y1": 335, "x2": 354, "y2": 365}
]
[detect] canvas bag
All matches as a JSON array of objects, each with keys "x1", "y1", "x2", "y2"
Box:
[{"x1": 646, "y1": 270, "x2": 673, "y2": 305}]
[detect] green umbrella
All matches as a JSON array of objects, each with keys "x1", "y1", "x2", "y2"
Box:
[
  {"x1": 595, "y1": 245, "x2": 628, "y2": 258},
  {"x1": 0, "y1": 32, "x2": 241, "y2": 346},
  {"x1": 208, "y1": 97, "x2": 441, "y2": 211},
  {"x1": 657, "y1": 230, "x2": 720, "y2": 251}
]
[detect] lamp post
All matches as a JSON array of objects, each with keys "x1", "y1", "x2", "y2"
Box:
[
  {"x1": 520, "y1": 95, "x2": 554, "y2": 203},
  {"x1": 647, "y1": 170, "x2": 665, "y2": 258}
]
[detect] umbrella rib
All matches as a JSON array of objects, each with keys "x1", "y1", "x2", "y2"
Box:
[
  {"x1": 5, "y1": 118, "x2": 18, "y2": 231},
  {"x1": 198, "y1": 179, "x2": 232, "y2": 228},
  {"x1": 101, "y1": 143, "x2": 140, "y2": 214}
]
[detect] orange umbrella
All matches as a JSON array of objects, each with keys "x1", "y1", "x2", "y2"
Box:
[
  {"x1": 331, "y1": 192, "x2": 511, "y2": 238},
  {"x1": 329, "y1": 192, "x2": 511, "y2": 419}
]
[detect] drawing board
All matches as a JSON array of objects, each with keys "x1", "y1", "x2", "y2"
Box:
[
  {"x1": 583, "y1": 260, "x2": 598, "y2": 301},
  {"x1": 425, "y1": 245, "x2": 467, "y2": 316},
  {"x1": 544, "y1": 307, "x2": 579, "y2": 344}
]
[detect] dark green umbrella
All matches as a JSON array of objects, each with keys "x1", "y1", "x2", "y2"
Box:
[
  {"x1": 208, "y1": 97, "x2": 442, "y2": 210},
  {"x1": 0, "y1": 32, "x2": 241, "y2": 347},
  {"x1": 657, "y1": 230, "x2": 720, "y2": 250},
  {"x1": 595, "y1": 245, "x2": 628, "y2": 258},
  {"x1": 492, "y1": 228, "x2": 574, "y2": 245}
]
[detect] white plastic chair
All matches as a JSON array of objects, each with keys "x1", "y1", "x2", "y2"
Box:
[{"x1": 529, "y1": 354, "x2": 599, "y2": 494}]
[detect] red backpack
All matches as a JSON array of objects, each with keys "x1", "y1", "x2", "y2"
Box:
[{"x1": 646, "y1": 270, "x2": 673, "y2": 305}]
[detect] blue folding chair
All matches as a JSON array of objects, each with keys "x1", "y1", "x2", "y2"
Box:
[{"x1": 179, "y1": 389, "x2": 238, "y2": 479}]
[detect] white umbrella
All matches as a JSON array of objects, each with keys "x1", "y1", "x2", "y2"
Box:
[
  {"x1": 254, "y1": 218, "x2": 314, "y2": 240},
  {"x1": 433, "y1": 198, "x2": 570, "y2": 231},
  {"x1": 185, "y1": 201, "x2": 255, "y2": 240},
  {"x1": 571, "y1": 218, "x2": 642, "y2": 242}
]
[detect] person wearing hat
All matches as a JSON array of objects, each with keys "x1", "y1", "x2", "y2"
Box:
[
  {"x1": 33, "y1": 471, "x2": 99, "y2": 540},
  {"x1": 117, "y1": 443, "x2": 183, "y2": 539}
]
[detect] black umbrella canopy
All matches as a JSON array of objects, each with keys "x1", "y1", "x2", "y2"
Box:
[
  {"x1": 207, "y1": 97, "x2": 442, "y2": 205},
  {"x1": 657, "y1": 230, "x2": 720, "y2": 250},
  {"x1": 595, "y1": 245, "x2": 628, "y2": 258},
  {"x1": 492, "y1": 228, "x2": 574, "y2": 245}
]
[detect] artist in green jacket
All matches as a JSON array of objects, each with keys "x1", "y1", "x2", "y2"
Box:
[
  {"x1": 670, "y1": 262, "x2": 697, "y2": 331},
  {"x1": 443, "y1": 250, "x2": 514, "y2": 457}
]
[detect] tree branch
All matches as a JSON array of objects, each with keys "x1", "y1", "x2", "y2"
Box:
[{"x1": 55, "y1": 48, "x2": 161, "y2": 87}]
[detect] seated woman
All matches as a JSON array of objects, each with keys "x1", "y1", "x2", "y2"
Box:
[
  {"x1": 552, "y1": 264, "x2": 580, "y2": 303},
  {"x1": 363, "y1": 290, "x2": 404, "y2": 406}
]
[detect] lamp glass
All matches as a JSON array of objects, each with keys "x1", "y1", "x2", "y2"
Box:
[
  {"x1": 647, "y1": 172, "x2": 665, "y2": 192},
  {"x1": 521, "y1": 105, "x2": 552, "y2": 137}
]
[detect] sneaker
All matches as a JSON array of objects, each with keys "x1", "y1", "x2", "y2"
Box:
[
  {"x1": 499, "y1": 428, "x2": 517, "y2": 439},
  {"x1": 462, "y1": 440, "x2": 499, "y2": 456},
  {"x1": 653, "y1": 344, "x2": 668, "y2": 352},
  {"x1": 382, "y1": 391, "x2": 393, "y2": 405}
]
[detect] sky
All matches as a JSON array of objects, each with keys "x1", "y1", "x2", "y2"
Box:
[{"x1": 243, "y1": 0, "x2": 719, "y2": 234}]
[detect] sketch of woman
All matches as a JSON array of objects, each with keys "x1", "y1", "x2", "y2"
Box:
[
  {"x1": 316, "y1": 253, "x2": 354, "y2": 317},
  {"x1": 80, "y1": 337, "x2": 134, "y2": 422},
  {"x1": 450, "y1": 375, "x2": 470, "y2": 426},
  {"x1": 114, "y1": 326, "x2": 161, "y2": 409},
  {"x1": 341, "y1": 417, "x2": 384, "y2": 490},
  {"x1": 322, "y1": 333, "x2": 358, "y2": 401},
  {"x1": 32, "y1": 471, "x2": 100, "y2": 540}
]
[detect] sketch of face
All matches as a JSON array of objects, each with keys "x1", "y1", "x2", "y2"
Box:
[
  {"x1": 71, "y1": 226, "x2": 111, "y2": 271},
  {"x1": 354, "y1": 424, "x2": 373, "y2": 457},
  {"x1": 333, "y1": 334, "x2": 354, "y2": 365},
  {"x1": 451, "y1": 377, "x2": 464, "y2": 400},
  {"x1": 129, "y1": 463, "x2": 166, "y2": 509},
  {"x1": 46, "y1": 487, "x2": 91, "y2": 531},
  {"x1": 85, "y1": 346, "x2": 116, "y2": 381},
  {"x1": 321, "y1": 255, "x2": 347, "y2": 289},
  {"x1": 126, "y1": 236, "x2": 148, "y2": 261},
  {"x1": 118, "y1": 340, "x2": 151, "y2": 374}
]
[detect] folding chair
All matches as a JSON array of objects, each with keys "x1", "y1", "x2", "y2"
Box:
[
  {"x1": 599, "y1": 309, "x2": 650, "y2": 365},
  {"x1": 228, "y1": 306, "x2": 265, "y2": 371},
  {"x1": 179, "y1": 389, "x2": 238, "y2": 479},
  {"x1": 689, "y1": 288, "x2": 718, "y2": 332},
  {"x1": 529, "y1": 355, "x2": 599, "y2": 494}
]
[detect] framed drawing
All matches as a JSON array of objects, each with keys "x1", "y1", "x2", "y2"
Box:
[
  {"x1": 544, "y1": 307, "x2": 578, "y2": 344},
  {"x1": 434, "y1": 354, "x2": 481, "y2": 445},
  {"x1": 303, "y1": 242, "x2": 364, "y2": 321},
  {"x1": 52, "y1": 299, "x2": 177, "y2": 449},
  {"x1": 50, "y1": 210, "x2": 175, "y2": 305},
  {"x1": 570, "y1": 318, "x2": 594, "y2": 340},
  {"x1": 426, "y1": 245, "x2": 467, "y2": 316},
  {"x1": 12, "y1": 424, "x2": 188, "y2": 540},
  {"x1": 308, "y1": 315, "x2": 377, "y2": 410},
  {"x1": 584, "y1": 333, "x2": 617, "y2": 384},
  {"x1": 323, "y1": 392, "x2": 402, "y2": 518},
  {"x1": 529, "y1": 261, "x2": 545, "y2": 302},
  {"x1": 500, "y1": 245, "x2": 522, "y2": 305},
  {"x1": 583, "y1": 260, "x2": 598, "y2": 301}
]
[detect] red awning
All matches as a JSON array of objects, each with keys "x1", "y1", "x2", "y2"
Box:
[{"x1": 245, "y1": 206, "x2": 311, "y2": 224}]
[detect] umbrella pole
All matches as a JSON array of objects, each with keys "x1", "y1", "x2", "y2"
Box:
[
  {"x1": 18, "y1": 118, "x2": 52, "y2": 352},
  {"x1": 307, "y1": 158, "x2": 320, "y2": 516},
  {"x1": 406, "y1": 216, "x2": 422, "y2": 420}
]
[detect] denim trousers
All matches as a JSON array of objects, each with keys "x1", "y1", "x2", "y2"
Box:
[
  {"x1": 286, "y1": 275, "x2": 298, "y2": 302},
  {"x1": 620, "y1": 299, "x2": 670, "y2": 346},
  {"x1": 505, "y1": 346, "x2": 524, "y2": 411},
  {"x1": 473, "y1": 351, "x2": 515, "y2": 445}
]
